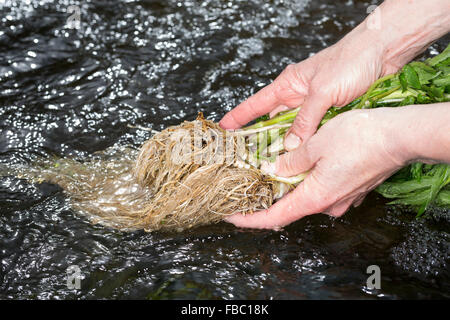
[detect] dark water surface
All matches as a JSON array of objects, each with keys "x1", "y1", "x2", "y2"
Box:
[{"x1": 0, "y1": 0, "x2": 449, "y2": 299}]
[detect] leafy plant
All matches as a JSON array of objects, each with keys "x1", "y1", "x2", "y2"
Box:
[{"x1": 241, "y1": 44, "x2": 450, "y2": 216}]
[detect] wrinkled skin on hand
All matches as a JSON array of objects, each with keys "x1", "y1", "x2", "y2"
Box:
[
  {"x1": 224, "y1": 108, "x2": 410, "y2": 230},
  {"x1": 220, "y1": 0, "x2": 450, "y2": 229},
  {"x1": 219, "y1": 33, "x2": 395, "y2": 150},
  {"x1": 219, "y1": 32, "x2": 401, "y2": 230}
]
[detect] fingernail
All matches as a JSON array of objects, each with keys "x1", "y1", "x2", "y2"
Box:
[
  {"x1": 261, "y1": 160, "x2": 276, "y2": 175},
  {"x1": 284, "y1": 133, "x2": 301, "y2": 150}
]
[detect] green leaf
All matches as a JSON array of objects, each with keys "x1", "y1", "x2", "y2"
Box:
[
  {"x1": 432, "y1": 74, "x2": 450, "y2": 87},
  {"x1": 435, "y1": 57, "x2": 450, "y2": 68},
  {"x1": 410, "y1": 61, "x2": 437, "y2": 74},
  {"x1": 399, "y1": 72, "x2": 407, "y2": 92},
  {"x1": 399, "y1": 96, "x2": 415, "y2": 106},
  {"x1": 411, "y1": 163, "x2": 423, "y2": 182},
  {"x1": 426, "y1": 44, "x2": 450, "y2": 67},
  {"x1": 427, "y1": 85, "x2": 445, "y2": 100},
  {"x1": 402, "y1": 65, "x2": 421, "y2": 89},
  {"x1": 437, "y1": 66, "x2": 450, "y2": 75},
  {"x1": 417, "y1": 165, "x2": 450, "y2": 216},
  {"x1": 409, "y1": 61, "x2": 437, "y2": 85},
  {"x1": 416, "y1": 203, "x2": 427, "y2": 218},
  {"x1": 376, "y1": 164, "x2": 450, "y2": 217},
  {"x1": 416, "y1": 93, "x2": 431, "y2": 104},
  {"x1": 255, "y1": 114, "x2": 269, "y2": 123},
  {"x1": 382, "y1": 78, "x2": 391, "y2": 87},
  {"x1": 435, "y1": 190, "x2": 450, "y2": 206}
]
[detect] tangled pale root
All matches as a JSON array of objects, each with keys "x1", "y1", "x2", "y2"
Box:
[
  {"x1": 20, "y1": 115, "x2": 274, "y2": 232},
  {"x1": 130, "y1": 116, "x2": 274, "y2": 231}
]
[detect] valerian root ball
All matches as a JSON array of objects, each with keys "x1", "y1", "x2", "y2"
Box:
[{"x1": 20, "y1": 115, "x2": 276, "y2": 232}]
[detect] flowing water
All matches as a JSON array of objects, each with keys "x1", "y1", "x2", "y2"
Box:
[{"x1": 0, "y1": 0, "x2": 449, "y2": 299}]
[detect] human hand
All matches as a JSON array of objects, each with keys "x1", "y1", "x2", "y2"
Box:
[
  {"x1": 220, "y1": 0, "x2": 450, "y2": 151},
  {"x1": 220, "y1": 27, "x2": 391, "y2": 150},
  {"x1": 224, "y1": 107, "x2": 414, "y2": 229}
]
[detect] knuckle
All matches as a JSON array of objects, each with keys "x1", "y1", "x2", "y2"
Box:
[
  {"x1": 292, "y1": 111, "x2": 311, "y2": 134},
  {"x1": 244, "y1": 98, "x2": 259, "y2": 118},
  {"x1": 308, "y1": 78, "x2": 332, "y2": 97},
  {"x1": 229, "y1": 111, "x2": 248, "y2": 128},
  {"x1": 312, "y1": 84, "x2": 331, "y2": 97},
  {"x1": 282, "y1": 63, "x2": 298, "y2": 78},
  {"x1": 307, "y1": 82, "x2": 335, "y2": 110},
  {"x1": 275, "y1": 64, "x2": 308, "y2": 101}
]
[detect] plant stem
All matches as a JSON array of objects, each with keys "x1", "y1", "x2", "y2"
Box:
[
  {"x1": 354, "y1": 74, "x2": 396, "y2": 109},
  {"x1": 244, "y1": 107, "x2": 300, "y2": 130}
]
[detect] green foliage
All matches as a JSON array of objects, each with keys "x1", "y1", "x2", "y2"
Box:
[
  {"x1": 402, "y1": 64, "x2": 421, "y2": 89},
  {"x1": 246, "y1": 44, "x2": 450, "y2": 216},
  {"x1": 353, "y1": 43, "x2": 450, "y2": 216},
  {"x1": 255, "y1": 114, "x2": 270, "y2": 123},
  {"x1": 376, "y1": 164, "x2": 450, "y2": 217},
  {"x1": 426, "y1": 44, "x2": 450, "y2": 67}
]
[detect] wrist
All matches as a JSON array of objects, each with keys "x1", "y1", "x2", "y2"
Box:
[
  {"x1": 389, "y1": 104, "x2": 450, "y2": 165},
  {"x1": 357, "y1": 0, "x2": 450, "y2": 75}
]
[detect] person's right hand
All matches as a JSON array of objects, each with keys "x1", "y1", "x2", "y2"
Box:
[{"x1": 219, "y1": 27, "x2": 399, "y2": 150}]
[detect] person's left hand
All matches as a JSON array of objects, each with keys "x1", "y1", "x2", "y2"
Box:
[{"x1": 224, "y1": 107, "x2": 412, "y2": 229}]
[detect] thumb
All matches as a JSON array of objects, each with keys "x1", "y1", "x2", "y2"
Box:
[
  {"x1": 275, "y1": 140, "x2": 319, "y2": 177},
  {"x1": 224, "y1": 174, "x2": 327, "y2": 229},
  {"x1": 262, "y1": 139, "x2": 318, "y2": 177},
  {"x1": 284, "y1": 90, "x2": 331, "y2": 151}
]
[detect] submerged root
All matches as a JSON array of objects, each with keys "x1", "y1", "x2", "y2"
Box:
[
  {"x1": 134, "y1": 164, "x2": 272, "y2": 232},
  {"x1": 128, "y1": 116, "x2": 274, "y2": 231},
  {"x1": 16, "y1": 115, "x2": 275, "y2": 232}
]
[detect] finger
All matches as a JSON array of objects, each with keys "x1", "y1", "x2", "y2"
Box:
[
  {"x1": 223, "y1": 209, "x2": 276, "y2": 230},
  {"x1": 324, "y1": 197, "x2": 354, "y2": 217},
  {"x1": 220, "y1": 64, "x2": 307, "y2": 130},
  {"x1": 352, "y1": 192, "x2": 368, "y2": 208},
  {"x1": 219, "y1": 82, "x2": 280, "y2": 130},
  {"x1": 284, "y1": 89, "x2": 332, "y2": 151},
  {"x1": 224, "y1": 175, "x2": 334, "y2": 229},
  {"x1": 262, "y1": 138, "x2": 319, "y2": 177}
]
